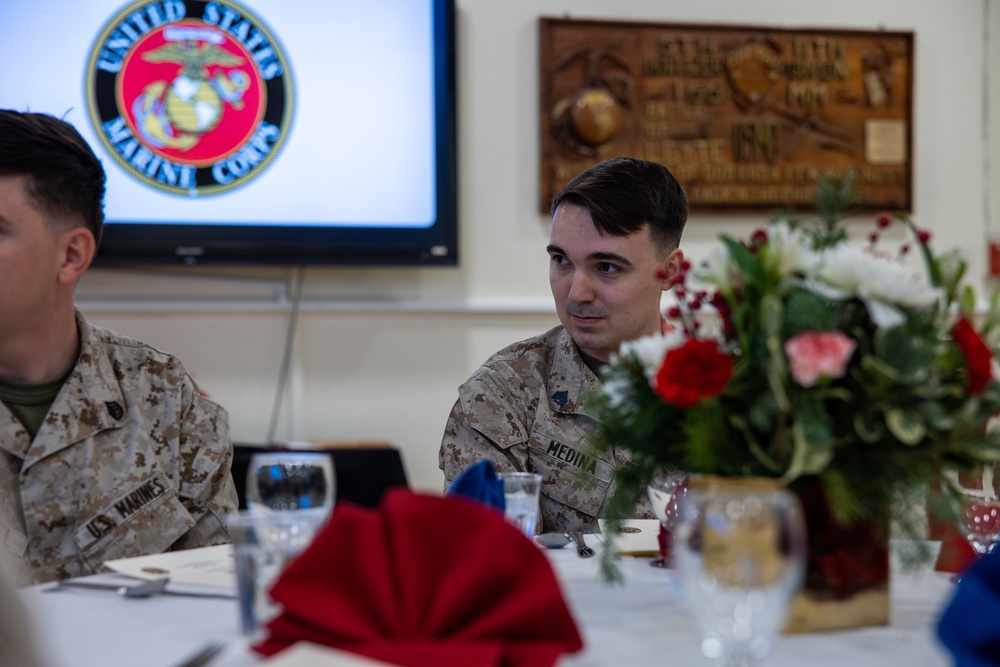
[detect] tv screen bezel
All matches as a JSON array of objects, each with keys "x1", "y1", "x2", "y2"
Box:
[{"x1": 91, "y1": 0, "x2": 458, "y2": 267}]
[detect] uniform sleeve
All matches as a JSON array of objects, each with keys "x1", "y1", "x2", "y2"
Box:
[
  {"x1": 169, "y1": 383, "x2": 239, "y2": 551},
  {"x1": 438, "y1": 367, "x2": 532, "y2": 488},
  {"x1": 0, "y1": 566, "x2": 46, "y2": 667}
]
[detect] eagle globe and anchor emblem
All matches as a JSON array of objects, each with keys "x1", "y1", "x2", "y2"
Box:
[
  {"x1": 132, "y1": 33, "x2": 252, "y2": 151},
  {"x1": 86, "y1": 0, "x2": 293, "y2": 197}
]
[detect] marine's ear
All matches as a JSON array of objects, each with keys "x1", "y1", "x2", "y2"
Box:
[
  {"x1": 56, "y1": 226, "x2": 96, "y2": 286},
  {"x1": 657, "y1": 248, "x2": 685, "y2": 290}
]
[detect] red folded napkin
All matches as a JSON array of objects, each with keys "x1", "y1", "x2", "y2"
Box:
[{"x1": 253, "y1": 489, "x2": 583, "y2": 667}]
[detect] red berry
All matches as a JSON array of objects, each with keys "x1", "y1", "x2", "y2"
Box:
[
  {"x1": 917, "y1": 230, "x2": 932, "y2": 244},
  {"x1": 667, "y1": 306, "x2": 682, "y2": 318},
  {"x1": 876, "y1": 213, "x2": 892, "y2": 228},
  {"x1": 869, "y1": 232, "x2": 879, "y2": 243}
]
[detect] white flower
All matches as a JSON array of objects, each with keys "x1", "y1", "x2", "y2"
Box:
[
  {"x1": 694, "y1": 222, "x2": 820, "y2": 290},
  {"x1": 693, "y1": 244, "x2": 736, "y2": 289},
  {"x1": 617, "y1": 329, "x2": 690, "y2": 375},
  {"x1": 763, "y1": 221, "x2": 821, "y2": 277},
  {"x1": 807, "y1": 244, "x2": 942, "y2": 327},
  {"x1": 602, "y1": 376, "x2": 632, "y2": 408}
]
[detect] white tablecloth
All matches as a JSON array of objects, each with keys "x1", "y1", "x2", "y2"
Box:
[{"x1": 19, "y1": 537, "x2": 955, "y2": 667}]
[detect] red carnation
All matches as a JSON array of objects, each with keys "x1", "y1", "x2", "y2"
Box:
[
  {"x1": 654, "y1": 339, "x2": 733, "y2": 408},
  {"x1": 952, "y1": 316, "x2": 993, "y2": 394}
]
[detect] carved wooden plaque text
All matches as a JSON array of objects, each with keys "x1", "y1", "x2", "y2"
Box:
[{"x1": 539, "y1": 18, "x2": 914, "y2": 212}]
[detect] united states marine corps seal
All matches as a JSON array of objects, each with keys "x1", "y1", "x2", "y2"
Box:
[{"x1": 85, "y1": 0, "x2": 293, "y2": 196}]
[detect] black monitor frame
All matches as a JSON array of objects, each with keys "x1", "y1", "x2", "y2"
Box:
[{"x1": 92, "y1": 0, "x2": 458, "y2": 267}]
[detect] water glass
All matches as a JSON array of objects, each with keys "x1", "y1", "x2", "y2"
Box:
[
  {"x1": 499, "y1": 472, "x2": 543, "y2": 537},
  {"x1": 647, "y1": 467, "x2": 688, "y2": 567},
  {"x1": 674, "y1": 480, "x2": 806, "y2": 666},
  {"x1": 246, "y1": 452, "x2": 336, "y2": 525},
  {"x1": 943, "y1": 465, "x2": 1000, "y2": 556},
  {"x1": 227, "y1": 510, "x2": 321, "y2": 636}
]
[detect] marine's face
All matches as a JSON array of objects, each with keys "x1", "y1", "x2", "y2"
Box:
[
  {"x1": 0, "y1": 175, "x2": 68, "y2": 343},
  {"x1": 547, "y1": 203, "x2": 683, "y2": 362}
]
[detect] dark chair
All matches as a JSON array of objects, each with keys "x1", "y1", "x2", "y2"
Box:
[{"x1": 232, "y1": 444, "x2": 409, "y2": 509}]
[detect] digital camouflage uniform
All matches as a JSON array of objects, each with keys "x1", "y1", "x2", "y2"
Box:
[
  {"x1": 0, "y1": 313, "x2": 238, "y2": 584},
  {"x1": 439, "y1": 325, "x2": 651, "y2": 534}
]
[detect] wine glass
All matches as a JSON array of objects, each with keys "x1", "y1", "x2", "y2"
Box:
[
  {"x1": 246, "y1": 452, "x2": 336, "y2": 528},
  {"x1": 673, "y1": 482, "x2": 806, "y2": 666},
  {"x1": 944, "y1": 465, "x2": 1000, "y2": 556},
  {"x1": 646, "y1": 468, "x2": 687, "y2": 567}
]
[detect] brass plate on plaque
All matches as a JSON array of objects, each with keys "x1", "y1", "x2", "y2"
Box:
[{"x1": 539, "y1": 19, "x2": 913, "y2": 212}]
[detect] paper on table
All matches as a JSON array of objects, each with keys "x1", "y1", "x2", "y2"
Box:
[
  {"x1": 598, "y1": 519, "x2": 660, "y2": 556},
  {"x1": 264, "y1": 642, "x2": 397, "y2": 666},
  {"x1": 103, "y1": 544, "x2": 236, "y2": 595}
]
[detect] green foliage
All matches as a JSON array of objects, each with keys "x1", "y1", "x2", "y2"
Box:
[{"x1": 589, "y1": 179, "x2": 1000, "y2": 581}]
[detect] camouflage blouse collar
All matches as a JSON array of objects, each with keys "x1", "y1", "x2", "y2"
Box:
[
  {"x1": 546, "y1": 327, "x2": 602, "y2": 420},
  {"x1": 21, "y1": 312, "x2": 128, "y2": 467}
]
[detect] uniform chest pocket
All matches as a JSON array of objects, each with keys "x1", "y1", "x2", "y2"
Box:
[
  {"x1": 73, "y1": 472, "x2": 195, "y2": 570},
  {"x1": 527, "y1": 433, "x2": 613, "y2": 518}
]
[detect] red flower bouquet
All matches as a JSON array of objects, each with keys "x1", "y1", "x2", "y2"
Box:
[{"x1": 592, "y1": 182, "x2": 1000, "y2": 587}]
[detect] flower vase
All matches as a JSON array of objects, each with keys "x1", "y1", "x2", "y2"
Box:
[
  {"x1": 686, "y1": 475, "x2": 890, "y2": 633},
  {"x1": 782, "y1": 477, "x2": 890, "y2": 633}
]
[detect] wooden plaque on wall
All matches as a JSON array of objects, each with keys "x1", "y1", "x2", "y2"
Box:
[{"x1": 539, "y1": 18, "x2": 914, "y2": 212}]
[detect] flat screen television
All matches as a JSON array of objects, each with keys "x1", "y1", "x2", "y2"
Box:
[{"x1": 1, "y1": 0, "x2": 458, "y2": 266}]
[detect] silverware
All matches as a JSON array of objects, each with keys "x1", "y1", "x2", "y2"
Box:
[
  {"x1": 50, "y1": 577, "x2": 170, "y2": 598},
  {"x1": 172, "y1": 641, "x2": 225, "y2": 667},
  {"x1": 569, "y1": 531, "x2": 595, "y2": 558},
  {"x1": 45, "y1": 577, "x2": 236, "y2": 599}
]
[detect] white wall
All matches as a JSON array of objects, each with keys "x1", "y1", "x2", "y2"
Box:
[{"x1": 78, "y1": 0, "x2": 1000, "y2": 492}]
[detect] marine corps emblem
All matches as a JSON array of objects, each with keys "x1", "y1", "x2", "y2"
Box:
[{"x1": 86, "y1": 0, "x2": 293, "y2": 196}]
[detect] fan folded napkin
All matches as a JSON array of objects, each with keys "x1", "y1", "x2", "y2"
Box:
[
  {"x1": 445, "y1": 459, "x2": 506, "y2": 512},
  {"x1": 937, "y1": 548, "x2": 1000, "y2": 666},
  {"x1": 254, "y1": 489, "x2": 583, "y2": 667}
]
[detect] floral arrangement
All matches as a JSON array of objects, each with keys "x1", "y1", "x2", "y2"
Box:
[{"x1": 592, "y1": 179, "x2": 1000, "y2": 583}]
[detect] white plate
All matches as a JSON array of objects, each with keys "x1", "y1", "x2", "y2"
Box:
[{"x1": 598, "y1": 519, "x2": 661, "y2": 555}]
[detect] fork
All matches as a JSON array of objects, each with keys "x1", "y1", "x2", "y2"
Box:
[
  {"x1": 569, "y1": 531, "x2": 595, "y2": 558},
  {"x1": 171, "y1": 641, "x2": 225, "y2": 667}
]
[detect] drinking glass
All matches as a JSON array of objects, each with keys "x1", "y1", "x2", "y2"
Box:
[
  {"x1": 499, "y1": 472, "x2": 543, "y2": 537},
  {"x1": 246, "y1": 452, "x2": 336, "y2": 527},
  {"x1": 228, "y1": 510, "x2": 320, "y2": 635},
  {"x1": 944, "y1": 465, "x2": 1000, "y2": 556},
  {"x1": 674, "y1": 481, "x2": 806, "y2": 666},
  {"x1": 646, "y1": 468, "x2": 688, "y2": 568}
]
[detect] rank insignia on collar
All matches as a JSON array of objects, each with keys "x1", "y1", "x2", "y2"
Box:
[
  {"x1": 551, "y1": 390, "x2": 569, "y2": 409},
  {"x1": 105, "y1": 401, "x2": 124, "y2": 420}
]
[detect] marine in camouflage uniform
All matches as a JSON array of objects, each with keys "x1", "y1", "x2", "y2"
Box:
[
  {"x1": 439, "y1": 325, "x2": 650, "y2": 534},
  {"x1": 0, "y1": 312, "x2": 238, "y2": 584}
]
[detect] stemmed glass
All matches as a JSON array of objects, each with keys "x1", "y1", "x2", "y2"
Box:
[
  {"x1": 673, "y1": 481, "x2": 806, "y2": 666},
  {"x1": 646, "y1": 468, "x2": 688, "y2": 567},
  {"x1": 246, "y1": 451, "x2": 336, "y2": 543},
  {"x1": 943, "y1": 465, "x2": 1000, "y2": 557}
]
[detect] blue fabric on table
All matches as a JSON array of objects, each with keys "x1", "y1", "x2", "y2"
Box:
[
  {"x1": 445, "y1": 460, "x2": 505, "y2": 513},
  {"x1": 937, "y1": 549, "x2": 1000, "y2": 666}
]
